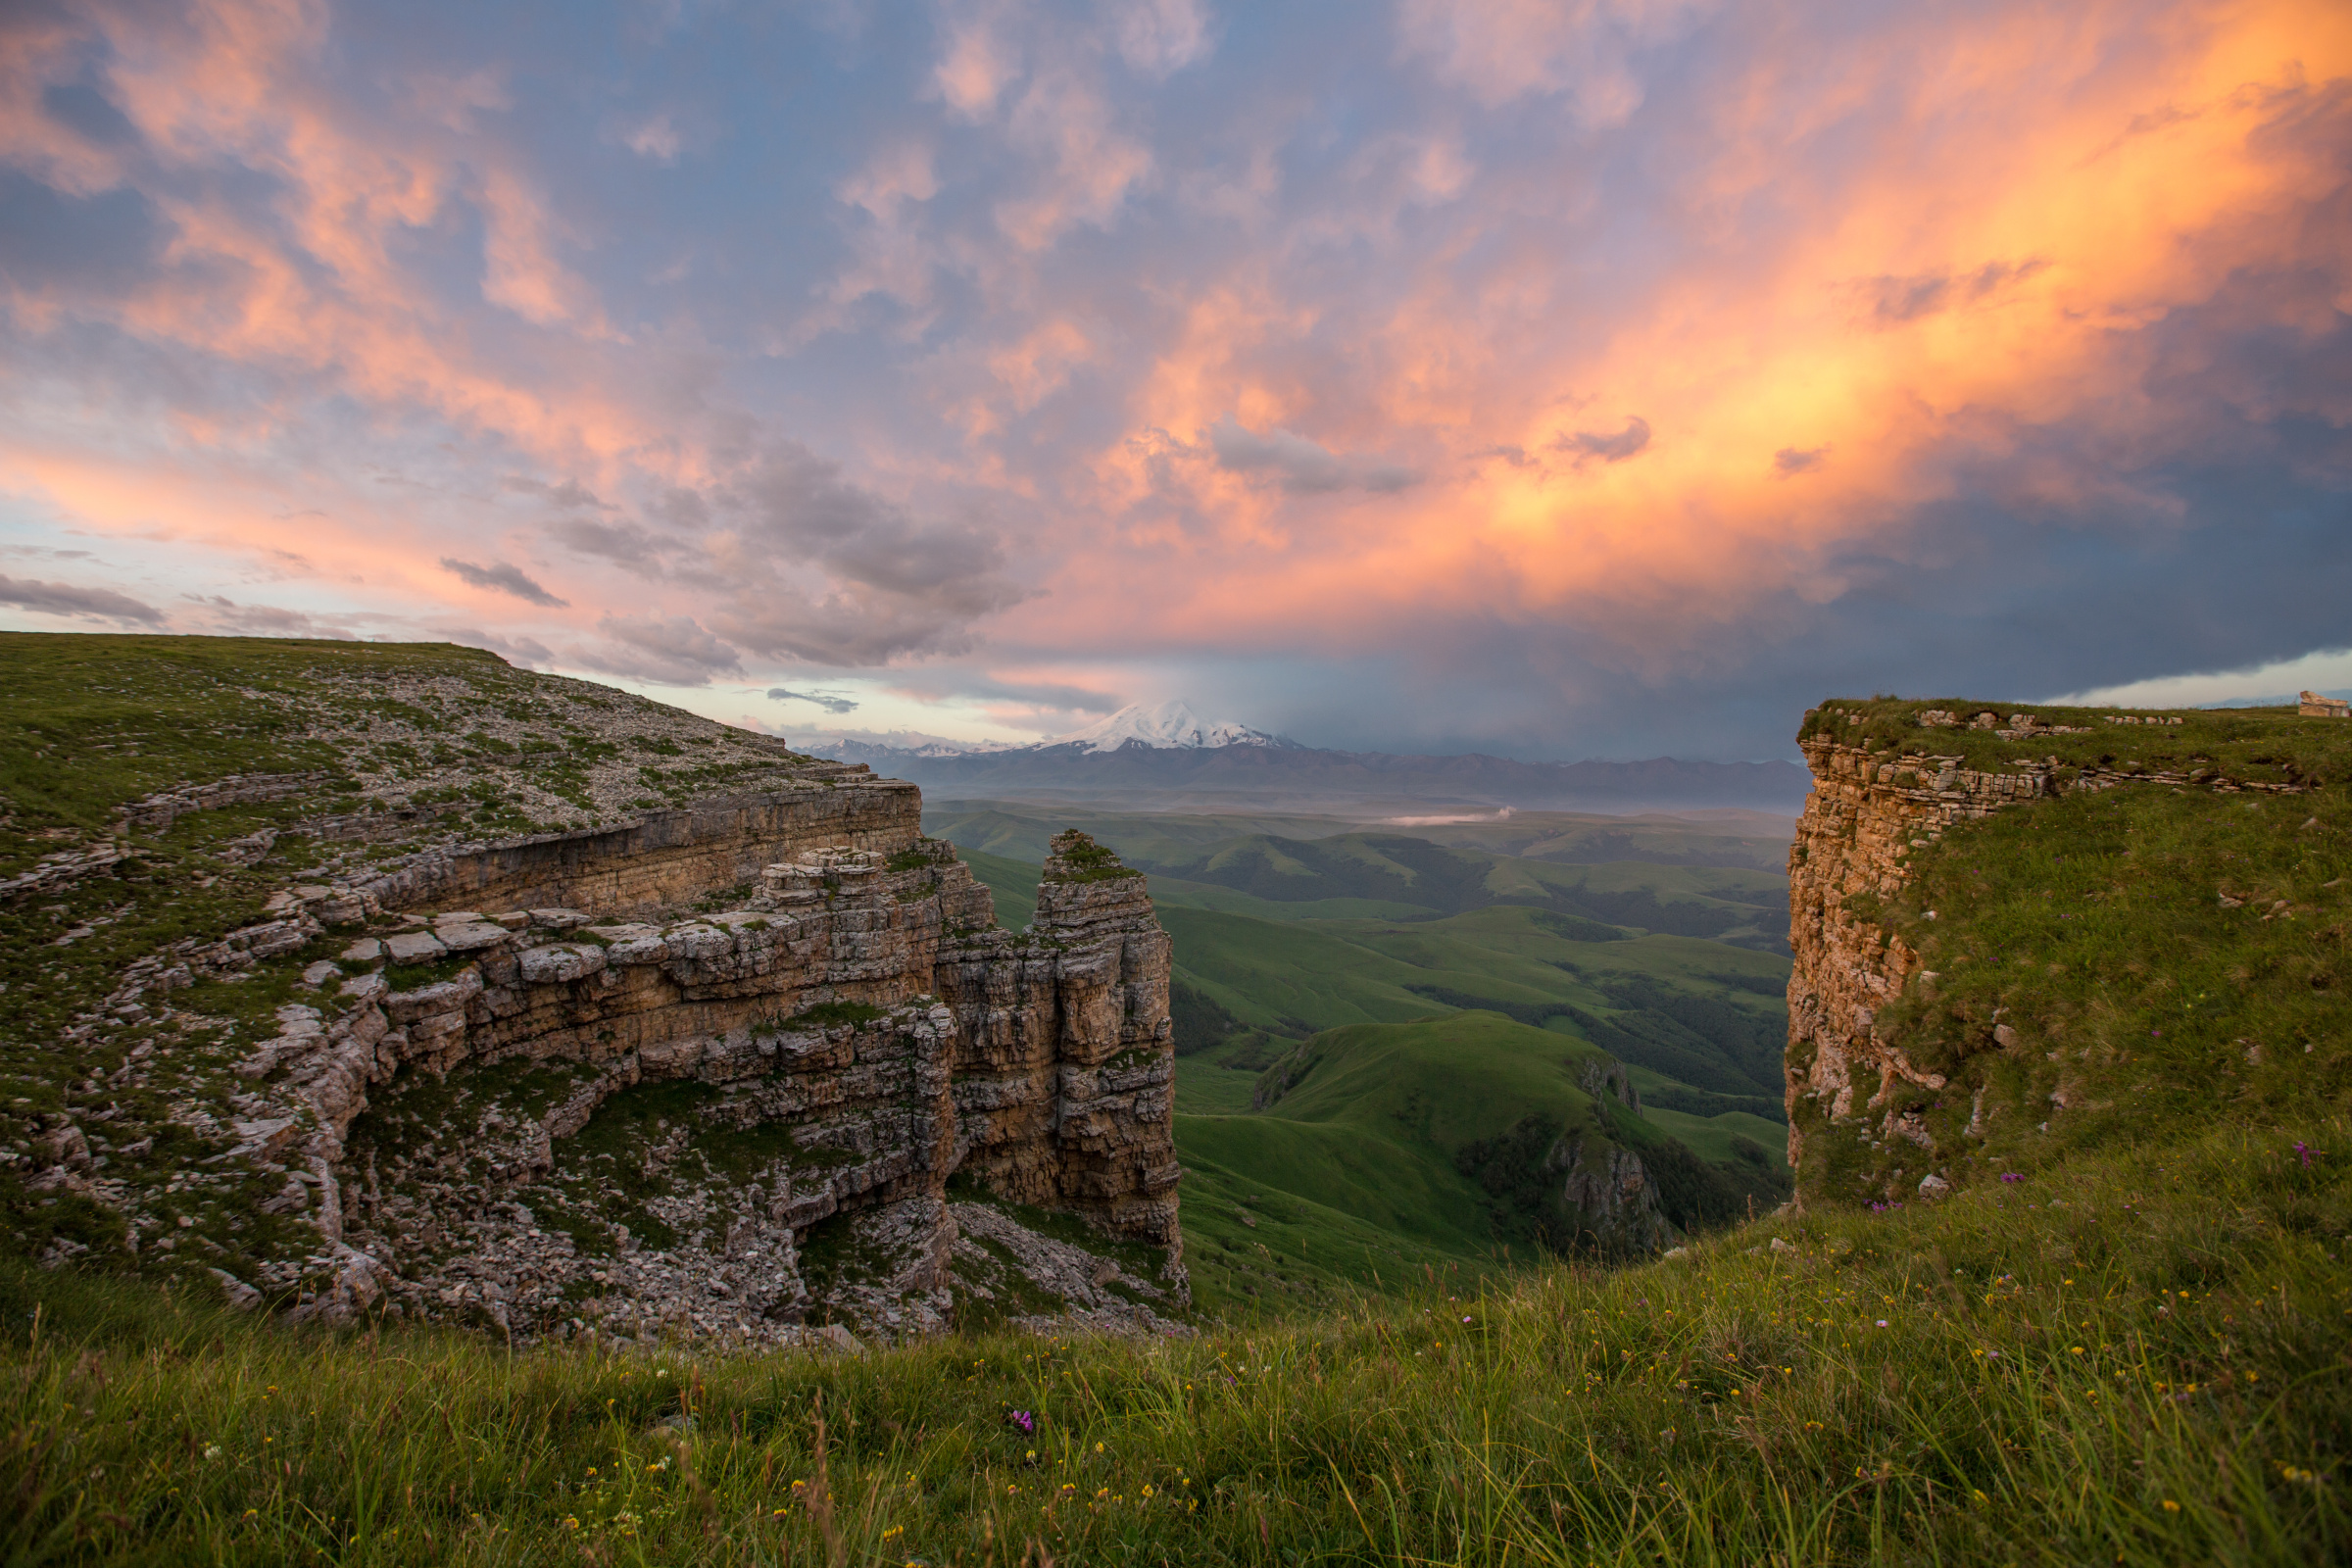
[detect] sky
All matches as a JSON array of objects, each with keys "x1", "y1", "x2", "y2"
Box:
[{"x1": 0, "y1": 0, "x2": 2346, "y2": 761}]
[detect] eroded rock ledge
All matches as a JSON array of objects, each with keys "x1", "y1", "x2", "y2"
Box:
[{"x1": 101, "y1": 778, "x2": 1184, "y2": 1346}]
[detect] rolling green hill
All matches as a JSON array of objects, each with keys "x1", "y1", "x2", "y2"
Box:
[
  {"x1": 928, "y1": 802, "x2": 1792, "y2": 951},
  {"x1": 936, "y1": 812, "x2": 1799, "y2": 1281},
  {"x1": 927, "y1": 800, "x2": 1794, "y2": 871}
]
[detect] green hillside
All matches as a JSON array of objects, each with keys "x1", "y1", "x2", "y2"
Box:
[
  {"x1": 955, "y1": 844, "x2": 1043, "y2": 930},
  {"x1": 926, "y1": 800, "x2": 1792, "y2": 871},
  {"x1": 935, "y1": 813, "x2": 1799, "y2": 1272},
  {"x1": 926, "y1": 807, "x2": 1794, "y2": 1120},
  {"x1": 929, "y1": 803, "x2": 1792, "y2": 951}
]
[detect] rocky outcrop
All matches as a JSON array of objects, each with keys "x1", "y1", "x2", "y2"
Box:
[
  {"x1": 97, "y1": 777, "x2": 1181, "y2": 1344},
  {"x1": 1785, "y1": 701, "x2": 2311, "y2": 1206},
  {"x1": 1784, "y1": 735, "x2": 2055, "y2": 1159}
]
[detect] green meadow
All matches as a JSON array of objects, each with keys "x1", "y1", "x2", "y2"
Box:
[
  {"x1": 5, "y1": 1121, "x2": 2343, "y2": 1565},
  {"x1": 6, "y1": 652, "x2": 2351, "y2": 1564}
]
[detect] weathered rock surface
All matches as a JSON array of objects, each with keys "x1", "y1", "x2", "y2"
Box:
[{"x1": 67, "y1": 763, "x2": 1183, "y2": 1345}]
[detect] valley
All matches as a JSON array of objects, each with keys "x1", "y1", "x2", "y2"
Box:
[
  {"x1": 924, "y1": 800, "x2": 1797, "y2": 1310},
  {"x1": 2, "y1": 639, "x2": 2346, "y2": 1567}
]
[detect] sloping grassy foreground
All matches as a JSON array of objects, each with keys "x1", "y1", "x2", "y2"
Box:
[{"x1": 7, "y1": 1121, "x2": 2346, "y2": 1566}]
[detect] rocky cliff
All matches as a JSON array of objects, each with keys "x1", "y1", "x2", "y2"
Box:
[
  {"x1": 1785, "y1": 698, "x2": 2330, "y2": 1211},
  {"x1": 0, "y1": 637, "x2": 1184, "y2": 1347}
]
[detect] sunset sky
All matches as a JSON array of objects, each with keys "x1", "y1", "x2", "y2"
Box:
[{"x1": 2, "y1": 0, "x2": 2347, "y2": 760}]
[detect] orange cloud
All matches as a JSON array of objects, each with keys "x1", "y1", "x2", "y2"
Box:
[{"x1": 1028, "y1": 0, "x2": 2350, "y2": 666}]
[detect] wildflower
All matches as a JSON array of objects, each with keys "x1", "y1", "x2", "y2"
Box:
[
  {"x1": 1026, "y1": 1449, "x2": 1037, "y2": 1460},
  {"x1": 1009, "y1": 1409, "x2": 1036, "y2": 1434},
  {"x1": 2162, "y1": 1499, "x2": 2180, "y2": 1513},
  {"x1": 563, "y1": 1518, "x2": 580, "y2": 1531},
  {"x1": 2296, "y1": 1142, "x2": 2313, "y2": 1169},
  {"x1": 202, "y1": 1445, "x2": 222, "y2": 1460},
  {"x1": 1876, "y1": 1320, "x2": 1888, "y2": 1328},
  {"x1": 1999, "y1": 1173, "x2": 2024, "y2": 1183}
]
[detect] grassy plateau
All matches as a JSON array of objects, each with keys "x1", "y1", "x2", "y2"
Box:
[{"x1": 4, "y1": 651, "x2": 2350, "y2": 1564}]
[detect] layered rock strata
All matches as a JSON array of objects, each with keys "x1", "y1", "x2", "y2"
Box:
[
  {"x1": 111, "y1": 782, "x2": 1183, "y2": 1343},
  {"x1": 1784, "y1": 740, "x2": 2056, "y2": 1152}
]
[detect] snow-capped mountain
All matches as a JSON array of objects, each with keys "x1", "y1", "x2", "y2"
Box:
[{"x1": 1044, "y1": 700, "x2": 1284, "y2": 754}]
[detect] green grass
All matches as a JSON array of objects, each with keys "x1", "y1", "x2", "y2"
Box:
[
  {"x1": 955, "y1": 846, "x2": 1042, "y2": 930},
  {"x1": 1173, "y1": 1053, "x2": 1264, "y2": 1115},
  {"x1": 1182, "y1": 1011, "x2": 1786, "y2": 1264},
  {"x1": 946, "y1": 817, "x2": 1800, "y2": 1269},
  {"x1": 3, "y1": 1119, "x2": 2344, "y2": 1565},
  {"x1": 1791, "y1": 699, "x2": 2352, "y2": 1209}
]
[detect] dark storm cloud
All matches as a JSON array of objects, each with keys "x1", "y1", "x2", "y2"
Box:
[
  {"x1": 0, "y1": 574, "x2": 163, "y2": 624},
  {"x1": 1859, "y1": 260, "x2": 2046, "y2": 325},
  {"x1": 1206, "y1": 417, "x2": 1419, "y2": 494},
  {"x1": 1775, "y1": 446, "x2": 1827, "y2": 475},
  {"x1": 768, "y1": 686, "x2": 860, "y2": 713},
  {"x1": 1552, "y1": 416, "x2": 1650, "y2": 466},
  {"x1": 501, "y1": 476, "x2": 613, "y2": 510},
  {"x1": 440, "y1": 558, "x2": 570, "y2": 608}
]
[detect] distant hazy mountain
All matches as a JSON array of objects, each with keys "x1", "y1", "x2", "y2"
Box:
[
  {"x1": 793, "y1": 700, "x2": 1282, "y2": 760},
  {"x1": 789, "y1": 725, "x2": 1025, "y2": 759},
  {"x1": 794, "y1": 699, "x2": 1808, "y2": 814}
]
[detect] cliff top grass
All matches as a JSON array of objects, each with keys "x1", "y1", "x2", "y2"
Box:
[
  {"x1": 3, "y1": 1116, "x2": 2343, "y2": 1565},
  {"x1": 0, "y1": 633, "x2": 831, "y2": 1274},
  {"x1": 1789, "y1": 699, "x2": 2352, "y2": 1213},
  {"x1": 1800, "y1": 695, "x2": 2352, "y2": 791}
]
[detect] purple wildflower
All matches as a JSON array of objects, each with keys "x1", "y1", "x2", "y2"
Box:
[
  {"x1": 1999, "y1": 1172, "x2": 2024, "y2": 1183},
  {"x1": 1009, "y1": 1410, "x2": 1035, "y2": 1434},
  {"x1": 2295, "y1": 1142, "x2": 2313, "y2": 1169}
]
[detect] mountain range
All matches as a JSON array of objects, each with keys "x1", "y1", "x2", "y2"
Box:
[{"x1": 793, "y1": 700, "x2": 1810, "y2": 814}]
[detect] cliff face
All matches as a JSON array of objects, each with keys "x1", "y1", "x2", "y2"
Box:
[
  {"x1": 1784, "y1": 700, "x2": 2326, "y2": 1211},
  {"x1": 2, "y1": 644, "x2": 1184, "y2": 1347},
  {"x1": 1785, "y1": 736, "x2": 2055, "y2": 1166},
  {"x1": 239, "y1": 815, "x2": 1182, "y2": 1345}
]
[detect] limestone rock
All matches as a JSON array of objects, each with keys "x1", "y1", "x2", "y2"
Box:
[{"x1": 142, "y1": 798, "x2": 1183, "y2": 1346}]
